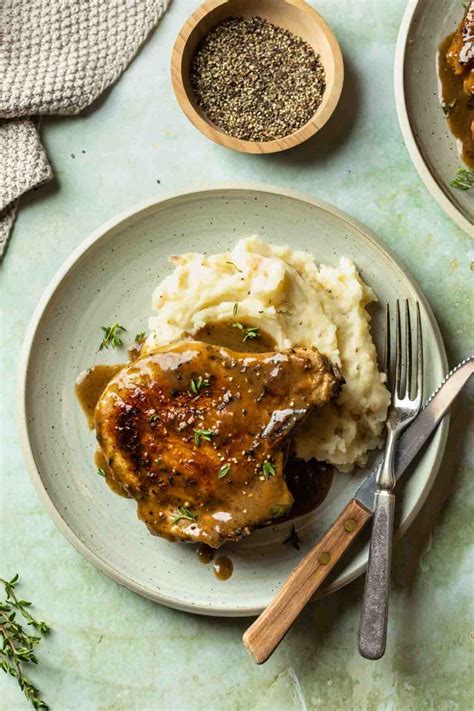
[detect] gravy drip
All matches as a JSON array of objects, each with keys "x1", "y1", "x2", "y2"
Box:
[
  {"x1": 76, "y1": 364, "x2": 125, "y2": 428},
  {"x1": 94, "y1": 448, "x2": 131, "y2": 498},
  {"x1": 195, "y1": 321, "x2": 275, "y2": 353},
  {"x1": 213, "y1": 556, "x2": 233, "y2": 581},
  {"x1": 196, "y1": 543, "x2": 216, "y2": 564}
]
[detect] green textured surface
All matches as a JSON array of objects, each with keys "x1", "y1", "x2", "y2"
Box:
[{"x1": 1, "y1": 0, "x2": 472, "y2": 709}]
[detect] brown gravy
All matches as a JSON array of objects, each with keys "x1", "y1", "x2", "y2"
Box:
[
  {"x1": 284, "y1": 455, "x2": 334, "y2": 521},
  {"x1": 94, "y1": 448, "x2": 131, "y2": 498},
  {"x1": 76, "y1": 364, "x2": 125, "y2": 428},
  {"x1": 213, "y1": 556, "x2": 233, "y2": 581},
  {"x1": 195, "y1": 320, "x2": 275, "y2": 353},
  {"x1": 438, "y1": 33, "x2": 474, "y2": 168}
]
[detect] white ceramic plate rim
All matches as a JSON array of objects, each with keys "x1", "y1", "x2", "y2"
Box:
[
  {"x1": 17, "y1": 184, "x2": 449, "y2": 616},
  {"x1": 394, "y1": 0, "x2": 474, "y2": 238}
]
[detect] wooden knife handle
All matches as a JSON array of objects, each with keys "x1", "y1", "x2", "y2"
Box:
[{"x1": 243, "y1": 499, "x2": 372, "y2": 664}]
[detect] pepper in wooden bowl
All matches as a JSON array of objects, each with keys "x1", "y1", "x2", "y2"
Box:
[{"x1": 171, "y1": 0, "x2": 344, "y2": 154}]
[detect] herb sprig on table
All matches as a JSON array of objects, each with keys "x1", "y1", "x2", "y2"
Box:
[
  {"x1": 0, "y1": 574, "x2": 50, "y2": 710},
  {"x1": 450, "y1": 168, "x2": 474, "y2": 191}
]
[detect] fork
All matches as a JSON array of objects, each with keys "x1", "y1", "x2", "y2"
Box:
[{"x1": 358, "y1": 300, "x2": 423, "y2": 660}]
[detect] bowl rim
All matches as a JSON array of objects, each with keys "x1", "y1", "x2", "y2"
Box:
[
  {"x1": 394, "y1": 0, "x2": 474, "y2": 237},
  {"x1": 17, "y1": 183, "x2": 449, "y2": 617},
  {"x1": 170, "y1": 0, "x2": 344, "y2": 154}
]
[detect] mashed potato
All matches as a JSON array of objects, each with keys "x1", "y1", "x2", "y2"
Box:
[{"x1": 146, "y1": 237, "x2": 390, "y2": 470}]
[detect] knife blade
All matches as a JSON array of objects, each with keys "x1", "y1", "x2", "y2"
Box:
[
  {"x1": 355, "y1": 355, "x2": 474, "y2": 512},
  {"x1": 243, "y1": 356, "x2": 473, "y2": 665}
]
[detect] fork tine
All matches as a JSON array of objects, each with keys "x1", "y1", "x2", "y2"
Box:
[
  {"x1": 404, "y1": 300, "x2": 412, "y2": 399},
  {"x1": 395, "y1": 300, "x2": 402, "y2": 398},
  {"x1": 416, "y1": 302, "x2": 423, "y2": 403},
  {"x1": 383, "y1": 303, "x2": 391, "y2": 385}
]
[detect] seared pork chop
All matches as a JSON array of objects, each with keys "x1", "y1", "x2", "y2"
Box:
[{"x1": 95, "y1": 342, "x2": 342, "y2": 547}]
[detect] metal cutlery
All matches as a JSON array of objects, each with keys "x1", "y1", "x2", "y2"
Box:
[
  {"x1": 243, "y1": 339, "x2": 473, "y2": 664},
  {"x1": 358, "y1": 301, "x2": 423, "y2": 660}
]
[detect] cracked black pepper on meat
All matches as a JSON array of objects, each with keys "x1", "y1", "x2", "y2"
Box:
[{"x1": 190, "y1": 17, "x2": 326, "y2": 142}]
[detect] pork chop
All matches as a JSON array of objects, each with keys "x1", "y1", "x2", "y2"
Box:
[{"x1": 95, "y1": 341, "x2": 342, "y2": 547}]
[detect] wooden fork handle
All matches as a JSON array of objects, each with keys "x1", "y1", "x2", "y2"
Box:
[{"x1": 243, "y1": 499, "x2": 372, "y2": 664}]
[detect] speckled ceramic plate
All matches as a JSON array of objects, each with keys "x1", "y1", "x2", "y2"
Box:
[
  {"x1": 395, "y1": 0, "x2": 474, "y2": 237},
  {"x1": 18, "y1": 186, "x2": 448, "y2": 616}
]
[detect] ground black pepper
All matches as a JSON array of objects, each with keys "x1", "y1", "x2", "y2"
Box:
[{"x1": 190, "y1": 17, "x2": 326, "y2": 142}]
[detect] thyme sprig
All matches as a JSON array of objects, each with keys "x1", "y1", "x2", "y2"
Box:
[
  {"x1": 0, "y1": 574, "x2": 50, "y2": 710},
  {"x1": 441, "y1": 99, "x2": 456, "y2": 116},
  {"x1": 231, "y1": 304, "x2": 260, "y2": 341},
  {"x1": 450, "y1": 168, "x2": 474, "y2": 190},
  {"x1": 218, "y1": 463, "x2": 231, "y2": 478},
  {"x1": 226, "y1": 261, "x2": 243, "y2": 273},
  {"x1": 283, "y1": 525, "x2": 302, "y2": 551},
  {"x1": 99, "y1": 322, "x2": 126, "y2": 350},
  {"x1": 190, "y1": 377, "x2": 210, "y2": 395},
  {"x1": 269, "y1": 505, "x2": 287, "y2": 518},
  {"x1": 194, "y1": 429, "x2": 214, "y2": 446},
  {"x1": 172, "y1": 507, "x2": 196, "y2": 524},
  {"x1": 262, "y1": 460, "x2": 276, "y2": 479}
]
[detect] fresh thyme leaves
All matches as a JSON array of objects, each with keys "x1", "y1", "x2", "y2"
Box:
[
  {"x1": 97, "y1": 467, "x2": 106, "y2": 477},
  {"x1": 99, "y1": 323, "x2": 126, "y2": 350},
  {"x1": 226, "y1": 261, "x2": 243, "y2": 273},
  {"x1": 442, "y1": 99, "x2": 456, "y2": 116},
  {"x1": 283, "y1": 525, "x2": 302, "y2": 551},
  {"x1": 172, "y1": 506, "x2": 196, "y2": 523},
  {"x1": 134, "y1": 331, "x2": 145, "y2": 343},
  {"x1": 231, "y1": 303, "x2": 260, "y2": 341},
  {"x1": 194, "y1": 429, "x2": 214, "y2": 446},
  {"x1": 242, "y1": 326, "x2": 259, "y2": 341},
  {"x1": 190, "y1": 376, "x2": 210, "y2": 395},
  {"x1": 262, "y1": 460, "x2": 276, "y2": 479},
  {"x1": 0, "y1": 574, "x2": 50, "y2": 710},
  {"x1": 450, "y1": 168, "x2": 474, "y2": 190},
  {"x1": 149, "y1": 414, "x2": 159, "y2": 424},
  {"x1": 269, "y1": 505, "x2": 287, "y2": 518},
  {"x1": 218, "y1": 463, "x2": 231, "y2": 478}
]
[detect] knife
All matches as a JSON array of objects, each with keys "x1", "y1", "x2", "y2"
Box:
[{"x1": 243, "y1": 356, "x2": 474, "y2": 664}]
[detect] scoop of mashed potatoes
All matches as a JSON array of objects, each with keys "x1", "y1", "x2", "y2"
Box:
[{"x1": 146, "y1": 237, "x2": 390, "y2": 470}]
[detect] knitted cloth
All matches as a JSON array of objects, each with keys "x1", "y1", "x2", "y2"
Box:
[{"x1": 0, "y1": 0, "x2": 170, "y2": 258}]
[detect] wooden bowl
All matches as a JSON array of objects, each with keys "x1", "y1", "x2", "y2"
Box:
[{"x1": 171, "y1": 0, "x2": 344, "y2": 154}]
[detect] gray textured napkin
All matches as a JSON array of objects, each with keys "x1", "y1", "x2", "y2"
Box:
[{"x1": 0, "y1": 0, "x2": 170, "y2": 258}]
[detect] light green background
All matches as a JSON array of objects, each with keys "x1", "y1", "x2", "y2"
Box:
[{"x1": 1, "y1": 1, "x2": 473, "y2": 709}]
